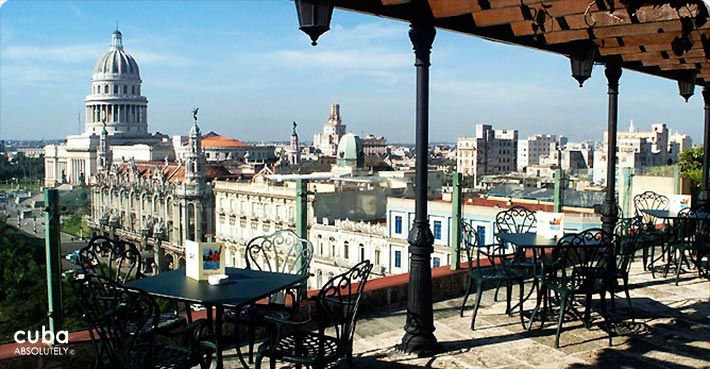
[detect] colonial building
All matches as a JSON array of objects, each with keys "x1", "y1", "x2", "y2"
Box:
[
  {"x1": 213, "y1": 133, "x2": 444, "y2": 288},
  {"x1": 89, "y1": 112, "x2": 234, "y2": 271},
  {"x1": 45, "y1": 29, "x2": 168, "y2": 186},
  {"x1": 313, "y1": 103, "x2": 346, "y2": 157}
]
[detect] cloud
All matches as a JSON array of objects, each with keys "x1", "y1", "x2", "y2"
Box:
[{"x1": 2, "y1": 43, "x2": 105, "y2": 64}]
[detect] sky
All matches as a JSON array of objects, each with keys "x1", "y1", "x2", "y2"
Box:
[{"x1": 0, "y1": 0, "x2": 706, "y2": 144}]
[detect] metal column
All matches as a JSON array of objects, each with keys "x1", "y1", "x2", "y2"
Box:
[
  {"x1": 399, "y1": 17, "x2": 440, "y2": 355},
  {"x1": 602, "y1": 63, "x2": 622, "y2": 235},
  {"x1": 698, "y1": 87, "x2": 710, "y2": 207},
  {"x1": 44, "y1": 189, "x2": 63, "y2": 335},
  {"x1": 450, "y1": 173, "x2": 462, "y2": 271}
]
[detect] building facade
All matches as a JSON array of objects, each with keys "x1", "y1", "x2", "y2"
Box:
[
  {"x1": 517, "y1": 134, "x2": 560, "y2": 171},
  {"x1": 457, "y1": 124, "x2": 518, "y2": 184},
  {"x1": 45, "y1": 29, "x2": 165, "y2": 186},
  {"x1": 313, "y1": 103, "x2": 346, "y2": 157}
]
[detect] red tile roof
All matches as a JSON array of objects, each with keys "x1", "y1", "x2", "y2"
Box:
[{"x1": 201, "y1": 132, "x2": 249, "y2": 149}]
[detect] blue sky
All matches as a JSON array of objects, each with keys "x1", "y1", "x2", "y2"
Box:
[{"x1": 0, "y1": 0, "x2": 705, "y2": 144}]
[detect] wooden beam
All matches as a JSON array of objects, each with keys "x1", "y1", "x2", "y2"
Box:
[
  {"x1": 427, "y1": 0, "x2": 474, "y2": 18},
  {"x1": 381, "y1": 0, "x2": 412, "y2": 5}
]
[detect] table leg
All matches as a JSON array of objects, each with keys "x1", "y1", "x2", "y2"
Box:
[{"x1": 216, "y1": 305, "x2": 224, "y2": 369}]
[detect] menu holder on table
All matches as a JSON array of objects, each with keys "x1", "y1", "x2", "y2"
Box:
[
  {"x1": 536, "y1": 211, "x2": 564, "y2": 240},
  {"x1": 669, "y1": 194, "x2": 691, "y2": 214},
  {"x1": 185, "y1": 240, "x2": 226, "y2": 281}
]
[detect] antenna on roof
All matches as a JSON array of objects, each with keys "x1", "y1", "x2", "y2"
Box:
[
  {"x1": 116, "y1": 20, "x2": 119, "y2": 31},
  {"x1": 78, "y1": 111, "x2": 81, "y2": 134}
]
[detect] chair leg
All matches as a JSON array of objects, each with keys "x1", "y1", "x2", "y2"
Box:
[
  {"x1": 555, "y1": 294, "x2": 569, "y2": 349},
  {"x1": 583, "y1": 293, "x2": 593, "y2": 329},
  {"x1": 254, "y1": 353, "x2": 264, "y2": 369},
  {"x1": 675, "y1": 251, "x2": 684, "y2": 286},
  {"x1": 460, "y1": 278, "x2": 473, "y2": 317},
  {"x1": 493, "y1": 280, "x2": 502, "y2": 302},
  {"x1": 610, "y1": 279, "x2": 617, "y2": 313},
  {"x1": 505, "y1": 282, "x2": 513, "y2": 316},
  {"x1": 622, "y1": 275, "x2": 633, "y2": 321},
  {"x1": 539, "y1": 286, "x2": 549, "y2": 330},
  {"x1": 471, "y1": 282, "x2": 483, "y2": 331},
  {"x1": 518, "y1": 280, "x2": 525, "y2": 328},
  {"x1": 248, "y1": 324, "x2": 255, "y2": 363}
]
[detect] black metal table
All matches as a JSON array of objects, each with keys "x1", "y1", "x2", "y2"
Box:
[
  {"x1": 496, "y1": 232, "x2": 560, "y2": 329},
  {"x1": 126, "y1": 267, "x2": 307, "y2": 369}
]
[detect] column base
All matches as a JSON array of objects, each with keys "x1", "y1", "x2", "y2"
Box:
[{"x1": 398, "y1": 332, "x2": 441, "y2": 357}]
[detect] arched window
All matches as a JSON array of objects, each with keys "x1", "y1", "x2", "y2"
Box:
[
  {"x1": 329, "y1": 237, "x2": 336, "y2": 257},
  {"x1": 359, "y1": 244, "x2": 365, "y2": 262},
  {"x1": 123, "y1": 85, "x2": 127, "y2": 94},
  {"x1": 343, "y1": 241, "x2": 349, "y2": 260},
  {"x1": 104, "y1": 84, "x2": 108, "y2": 94},
  {"x1": 317, "y1": 235, "x2": 323, "y2": 255},
  {"x1": 316, "y1": 270, "x2": 322, "y2": 287}
]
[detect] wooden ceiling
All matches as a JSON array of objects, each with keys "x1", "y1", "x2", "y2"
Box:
[{"x1": 333, "y1": 0, "x2": 710, "y2": 85}]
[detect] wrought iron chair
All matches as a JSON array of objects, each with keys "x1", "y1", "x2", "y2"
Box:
[
  {"x1": 224, "y1": 229, "x2": 314, "y2": 362},
  {"x1": 633, "y1": 191, "x2": 670, "y2": 274},
  {"x1": 78, "y1": 236, "x2": 187, "y2": 333},
  {"x1": 611, "y1": 216, "x2": 644, "y2": 317},
  {"x1": 70, "y1": 273, "x2": 213, "y2": 369},
  {"x1": 460, "y1": 221, "x2": 526, "y2": 330},
  {"x1": 539, "y1": 228, "x2": 616, "y2": 348},
  {"x1": 494, "y1": 206, "x2": 537, "y2": 305},
  {"x1": 254, "y1": 260, "x2": 373, "y2": 369},
  {"x1": 664, "y1": 207, "x2": 710, "y2": 285}
]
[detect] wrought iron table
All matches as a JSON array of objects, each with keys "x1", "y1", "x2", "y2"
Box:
[
  {"x1": 126, "y1": 267, "x2": 307, "y2": 369},
  {"x1": 496, "y1": 232, "x2": 561, "y2": 329}
]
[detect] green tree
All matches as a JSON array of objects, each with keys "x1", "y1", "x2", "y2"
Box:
[{"x1": 678, "y1": 146, "x2": 703, "y2": 194}]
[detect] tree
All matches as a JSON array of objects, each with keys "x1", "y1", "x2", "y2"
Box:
[{"x1": 678, "y1": 146, "x2": 703, "y2": 194}]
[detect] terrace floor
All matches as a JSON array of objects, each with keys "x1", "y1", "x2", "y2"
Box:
[{"x1": 223, "y1": 262, "x2": 709, "y2": 369}]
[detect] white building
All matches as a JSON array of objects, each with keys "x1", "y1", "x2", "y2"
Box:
[
  {"x1": 44, "y1": 29, "x2": 166, "y2": 186},
  {"x1": 457, "y1": 124, "x2": 518, "y2": 184},
  {"x1": 593, "y1": 122, "x2": 691, "y2": 184},
  {"x1": 313, "y1": 103, "x2": 346, "y2": 157},
  {"x1": 517, "y1": 134, "x2": 559, "y2": 171}
]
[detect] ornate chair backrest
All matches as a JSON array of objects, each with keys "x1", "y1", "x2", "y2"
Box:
[
  {"x1": 245, "y1": 230, "x2": 314, "y2": 303},
  {"x1": 495, "y1": 206, "x2": 537, "y2": 234},
  {"x1": 71, "y1": 273, "x2": 158, "y2": 369},
  {"x1": 461, "y1": 221, "x2": 509, "y2": 277},
  {"x1": 673, "y1": 207, "x2": 710, "y2": 244},
  {"x1": 554, "y1": 228, "x2": 616, "y2": 291},
  {"x1": 315, "y1": 260, "x2": 373, "y2": 358},
  {"x1": 633, "y1": 191, "x2": 669, "y2": 227},
  {"x1": 614, "y1": 216, "x2": 643, "y2": 274},
  {"x1": 79, "y1": 236, "x2": 143, "y2": 284}
]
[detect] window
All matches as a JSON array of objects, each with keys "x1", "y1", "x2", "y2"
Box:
[
  {"x1": 123, "y1": 85, "x2": 127, "y2": 94},
  {"x1": 132, "y1": 86, "x2": 135, "y2": 95},
  {"x1": 343, "y1": 241, "x2": 349, "y2": 260},
  {"x1": 477, "y1": 225, "x2": 486, "y2": 244},
  {"x1": 113, "y1": 85, "x2": 118, "y2": 94},
  {"x1": 394, "y1": 250, "x2": 402, "y2": 268},
  {"x1": 433, "y1": 220, "x2": 442, "y2": 240},
  {"x1": 104, "y1": 84, "x2": 108, "y2": 94},
  {"x1": 359, "y1": 244, "x2": 365, "y2": 262},
  {"x1": 375, "y1": 250, "x2": 380, "y2": 265},
  {"x1": 317, "y1": 235, "x2": 323, "y2": 255},
  {"x1": 394, "y1": 216, "x2": 402, "y2": 234},
  {"x1": 433, "y1": 257, "x2": 441, "y2": 268}
]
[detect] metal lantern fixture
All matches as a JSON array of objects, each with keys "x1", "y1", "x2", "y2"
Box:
[
  {"x1": 678, "y1": 71, "x2": 697, "y2": 102},
  {"x1": 570, "y1": 45, "x2": 596, "y2": 87},
  {"x1": 295, "y1": 0, "x2": 334, "y2": 46}
]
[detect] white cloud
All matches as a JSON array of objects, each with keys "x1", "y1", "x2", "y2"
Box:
[{"x1": 2, "y1": 44, "x2": 105, "y2": 64}]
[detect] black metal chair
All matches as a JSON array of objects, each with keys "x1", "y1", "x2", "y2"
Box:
[
  {"x1": 70, "y1": 273, "x2": 213, "y2": 369},
  {"x1": 78, "y1": 236, "x2": 187, "y2": 333},
  {"x1": 664, "y1": 207, "x2": 710, "y2": 285},
  {"x1": 611, "y1": 216, "x2": 644, "y2": 317},
  {"x1": 460, "y1": 221, "x2": 526, "y2": 330},
  {"x1": 255, "y1": 260, "x2": 373, "y2": 369},
  {"x1": 494, "y1": 206, "x2": 537, "y2": 305},
  {"x1": 224, "y1": 230, "x2": 314, "y2": 362},
  {"x1": 633, "y1": 191, "x2": 670, "y2": 274},
  {"x1": 539, "y1": 228, "x2": 616, "y2": 348}
]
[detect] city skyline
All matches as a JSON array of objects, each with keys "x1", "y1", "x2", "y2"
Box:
[{"x1": 0, "y1": 0, "x2": 705, "y2": 144}]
